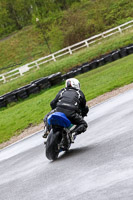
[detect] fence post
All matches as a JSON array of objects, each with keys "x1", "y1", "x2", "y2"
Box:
[
  {"x1": 52, "y1": 54, "x2": 56, "y2": 61},
  {"x1": 102, "y1": 34, "x2": 105, "y2": 38},
  {"x1": 19, "y1": 69, "x2": 23, "y2": 76},
  {"x1": 118, "y1": 26, "x2": 122, "y2": 34},
  {"x1": 85, "y1": 40, "x2": 89, "y2": 47},
  {"x1": 68, "y1": 48, "x2": 72, "y2": 55},
  {"x1": 35, "y1": 62, "x2": 40, "y2": 69},
  {"x1": 2, "y1": 75, "x2": 6, "y2": 83}
]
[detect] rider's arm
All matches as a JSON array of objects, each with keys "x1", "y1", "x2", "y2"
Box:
[
  {"x1": 79, "y1": 91, "x2": 89, "y2": 117},
  {"x1": 50, "y1": 88, "x2": 64, "y2": 109}
]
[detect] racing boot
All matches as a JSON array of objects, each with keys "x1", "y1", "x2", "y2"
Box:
[
  {"x1": 71, "y1": 132, "x2": 77, "y2": 143},
  {"x1": 42, "y1": 127, "x2": 49, "y2": 145},
  {"x1": 42, "y1": 126, "x2": 49, "y2": 138}
]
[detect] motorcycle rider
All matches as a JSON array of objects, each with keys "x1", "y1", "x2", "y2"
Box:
[{"x1": 43, "y1": 78, "x2": 89, "y2": 142}]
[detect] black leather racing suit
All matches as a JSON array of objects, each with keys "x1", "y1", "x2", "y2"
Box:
[{"x1": 50, "y1": 87, "x2": 89, "y2": 135}]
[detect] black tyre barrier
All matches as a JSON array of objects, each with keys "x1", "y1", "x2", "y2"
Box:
[
  {"x1": 26, "y1": 83, "x2": 40, "y2": 95},
  {"x1": 89, "y1": 61, "x2": 98, "y2": 70},
  {"x1": 30, "y1": 78, "x2": 43, "y2": 84},
  {"x1": 97, "y1": 58, "x2": 105, "y2": 67},
  {"x1": 2, "y1": 92, "x2": 18, "y2": 104},
  {"x1": 78, "y1": 67, "x2": 85, "y2": 74},
  {"x1": 64, "y1": 65, "x2": 87, "y2": 79},
  {"x1": 61, "y1": 74, "x2": 67, "y2": 80},
  {"x1": 65, "y1": 71, "x2": 76, "y2": 79},
  {"x1": 103, "y1": 54, "x2": 113, "y2": 63},
  {"x1": 1, "y1": 43, "x2": 133, "y2": 109},
  {"x1": 119, "y1": 48, "x2": 128, "y2": 58},
  {"x1": 38, "y1": 81, "x2": 51, "y2": 90},
  {"x1": 72, "y1": 68, "x2": 82, "y2": 76},
  {"x1": 111, "y1": 50, "x2": 121, "y2": 61},
  {"x1": 126, "y1": 45, "x2": 133, "y2": 55},
  {"x1": 33, "y1": 77, "x2": 51, "y2": 90},
  {"x1": 15, "y1": 88, "x2": 29, "y2": 99},
  {"x1": 81, "y1": 63, "x2": 90, "y2": 73},
  {"x1": 60, "y1": 68, "x2": 83, "y2": 80},
  {"x1": 79, "y1": 62, "x2": 89, "y2": 72},
  {"x1": 0, "y1": 97, "x2": 7, "y2": 108},
  {"x1": 48, "y1": 72, "x2": 62, "y2": 85}
]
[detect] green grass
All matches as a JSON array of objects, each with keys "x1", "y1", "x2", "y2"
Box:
[
  {"x1": 0, "y1": 28, "x2": 133, "y2": 96},
  {"x1": 0, "y1": 0, "x2": 133, "y2": 73},
  {"x1": 0, "y1": 53, "x2": 133, "y2": 144},
  {"x1": 0, "y1": 26, "x2": 49, "y2": 73}
]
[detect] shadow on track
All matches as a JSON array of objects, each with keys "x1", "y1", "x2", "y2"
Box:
[{"x1": 52, "y1": 145, "x2": 95, "y2": 162}]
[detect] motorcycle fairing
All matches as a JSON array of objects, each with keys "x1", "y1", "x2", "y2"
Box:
[{"x1": 48, "y1": 112, "x2": 71, "y2": 128}]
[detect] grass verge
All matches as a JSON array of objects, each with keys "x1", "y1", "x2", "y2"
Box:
[
  {"x1": 0, "y1": 28, "x2": 133, "y2": 96},
  {"x1": 0, "y1": 54, "x2": 133, "y2": 144}
]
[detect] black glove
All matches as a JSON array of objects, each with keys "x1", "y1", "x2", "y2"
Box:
[{"x1": 82, "y1": 105, "x2": 89, "y2": 117}]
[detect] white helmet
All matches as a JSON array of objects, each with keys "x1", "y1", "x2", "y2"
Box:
[{"x1": 65, "y1": 78, "x2": 80, "y2": 90}]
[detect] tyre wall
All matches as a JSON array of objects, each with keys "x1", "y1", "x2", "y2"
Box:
[{"x1": 0, "y1": 44, "x2": 133, "y2": 108}]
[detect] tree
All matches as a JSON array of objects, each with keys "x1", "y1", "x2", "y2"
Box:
[
  {"x1": 61, "y1": 8, "x2": 89, "y2": 46},
  {"x1": 0, "y1": 0, "x2": 32, "y2": 37}
]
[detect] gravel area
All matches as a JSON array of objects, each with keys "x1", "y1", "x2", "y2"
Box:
[{"x1": 0, "y1": 82, "x2": 133, "y2": 149}]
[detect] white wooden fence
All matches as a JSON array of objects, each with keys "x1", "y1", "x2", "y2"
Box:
[{"x1": 0, "y1": 20, "x2": 133, "y2": 83}]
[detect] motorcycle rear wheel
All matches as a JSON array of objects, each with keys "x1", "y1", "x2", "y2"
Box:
[{"x1": 46, "y1": 130, "x2": 61, "y2": 160}]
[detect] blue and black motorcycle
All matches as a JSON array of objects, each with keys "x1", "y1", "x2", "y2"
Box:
[{"x1": 45, "y1": 112, "x2": 76, "y2": 161}]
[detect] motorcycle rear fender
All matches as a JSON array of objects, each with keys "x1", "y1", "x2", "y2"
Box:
[{"x1": 48, "y1": 112, "x2": 71, "y2": 128}]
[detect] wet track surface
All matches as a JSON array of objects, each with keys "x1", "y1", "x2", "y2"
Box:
[{"x1": 0, "y1": 89, "x2": 133, "y2": 200}]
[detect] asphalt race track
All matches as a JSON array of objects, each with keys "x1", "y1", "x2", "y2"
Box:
[{"x1": 0, "y1": 89, "x2": 133, "y2": 200}]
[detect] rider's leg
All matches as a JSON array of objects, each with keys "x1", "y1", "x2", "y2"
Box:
[{"x1": 70, "y1": 113, "x2": 88, "y2": 135}]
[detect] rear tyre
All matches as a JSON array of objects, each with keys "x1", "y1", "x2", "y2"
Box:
[{"x1": 46, "y1": 130, "x2": 61, "y2": 160}]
